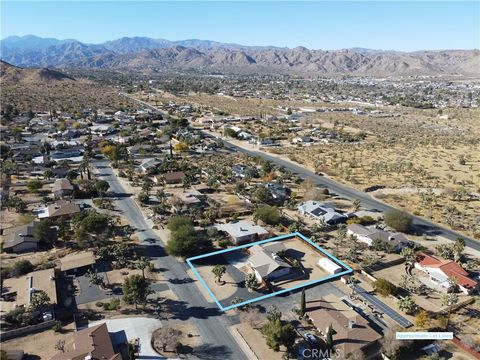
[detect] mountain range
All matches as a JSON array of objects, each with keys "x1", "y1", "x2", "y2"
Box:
[{"x1": 1, "y1": 35, "x2": 479, "y2": 76}]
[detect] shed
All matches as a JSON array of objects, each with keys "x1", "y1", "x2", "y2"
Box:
[{"x1": 318, "y1": 257, "x2": 342, "y2": 274}]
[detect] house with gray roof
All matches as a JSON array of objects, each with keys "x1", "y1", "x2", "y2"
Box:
[
  {"x1": 347, "y1": 223, "x2": 410, "y2": 251},
  {"x1": 2, "y1": 222, "x2": 40, "y2": 253},
  {"x1": 214, "y1": 220, "x2": 269, "y2": 244},
  {"x1": 298, "y1": 201, "x2": 347, "y2": 225},
  {"x1": 248, "y1": 242, "x2": 291, "y2": 281}
]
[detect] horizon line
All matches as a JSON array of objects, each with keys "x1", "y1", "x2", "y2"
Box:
[{"x1": 1, "y1": 34, "x2": 478, "y2": 53}]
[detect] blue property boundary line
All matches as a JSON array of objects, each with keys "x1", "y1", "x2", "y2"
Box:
[{"x1": 186, "y1": 232, "x2": 353, "y2": 311}]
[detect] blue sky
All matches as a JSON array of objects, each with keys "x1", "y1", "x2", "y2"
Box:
[{"x1": 1, "y1": 1, "x2": 479, "y2": 51}]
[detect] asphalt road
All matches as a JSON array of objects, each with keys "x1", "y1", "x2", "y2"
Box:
[
  {"x1": 214, "y1": 136, "x2": 480, "y2": 253},
  {"x1": 118, "y1": 91, "x2": 479, "y2": 250},
  {"x1": 93, "y1": 160, "x2": 247, "y2": 360}
]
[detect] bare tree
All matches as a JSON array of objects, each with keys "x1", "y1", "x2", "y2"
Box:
[
  {"x1": 239, "y1": 307, "x2": 266, "y2": 330},
  {"x1": 153, "y1": 326, "x2": 182, "y2": 353},
  {"x1": 55, "y1": 340, "x2": 65, "y2": 352}
]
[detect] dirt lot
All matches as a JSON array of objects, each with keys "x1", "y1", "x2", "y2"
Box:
[
  {"x1": 192, "y1": 263, "x2": 240, "y2": 301},
  {"x1": 2, "y1": 322, "x2": 76, "y2": 359},
  {"x1": 235, "y1": 322, "x2": 285, "y2": 360}
]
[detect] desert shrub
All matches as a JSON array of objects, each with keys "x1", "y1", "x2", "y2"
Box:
[
  {"x1": 373, "y1": 278, "x2": 397, "y2": 296},
  {"x1": 384, "y1": 209, "x2": 412, "y2": 233}
]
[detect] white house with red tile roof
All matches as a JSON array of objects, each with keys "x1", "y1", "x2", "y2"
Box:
[{"x1": 415, "y1": 253, "x2": 479, "y2": 295}]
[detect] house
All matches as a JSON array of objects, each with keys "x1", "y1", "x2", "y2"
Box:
[
  {"x1": 60, "y1": 251, "x2": 96, "y2": 274},
  {"x1": 264, "y1": 182, "x2": 291, "y2": 205},
  {"x1": 139, "y1": 158, "x2": 162, "y2": 173},
  {"x1": 298, "y1": 201, "x2": 347, "y2": 225},
  {"x1": 347, "y1": 224, "x2": 410, "y2": 251},
  {"x1": 1, "y1": 268, "x2": 57, "y2": 314},
  {"x1": 292, "y1": 136, "x2": 313, "y2": 144},
  {"x1": 164, "y1": 171, "x2": 185, "y2": 184},
  {"x1": 415, "y1": 253, "x2": 479, "y2": 294},
  {"x1": 306, "y1": 294, "x2": 382, "y2": 358},
  {"x1": 214, "y1": 220, "x2": 269, "y2": 244},
  {"x1": 318, "y1": 257, "x2": 342, "y2": 274},
  {"x1": 52, "y1": 178, "x2": 74, "y2": 198},
  {"x1": 51, "y1": 323, "x2": 122, "y2": 360},
  {"x1": 248, "y1": 242, "x2": 291, "y2": 282},
  {"x1": 232, "y1": 165, "x2": 258, "y2": 179},
  {"x1": 2, "y1": 223, "x2": 39, "y2": 253},
  {"x1": 37, "y1": 200, "x2": 80, "y2": 219},
  {"x1": 168, "y1": 189, "x2": 202, "y2": 212}
]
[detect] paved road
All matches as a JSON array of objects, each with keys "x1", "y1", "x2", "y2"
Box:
[
  {"x1": 93, "y1": 160, "x2": 247, "y2": 360},
  {"x1": 120, "y1": 92, "x2": 479, "y2": 252},
  {"x1": 213, "y1": 136, "x2": 480, "y2": 252}
]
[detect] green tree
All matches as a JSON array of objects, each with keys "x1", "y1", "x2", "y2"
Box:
[
  {"x1": 123, "y1": 274, "x2": 153, "y2": 309},
  {"x1": 373, "y1": 278, "x2": 397, "y2": 296},
  {"x1": 43, "y1": 169, "x2": 53, "y2": 180},
  {"x1": 441, "y1": 293, "x2": 459, "y2": 330},
  {"x1": 27, "y1": 179, "x2": 43, "y2": 193},
  {"x1": 325, "y1": 324, "x2": 334, "y2": 350},
  {"x1": 384, "y1": 209, "x2": 412, "y2": 233},
  {"x1": 166, "y1": 220, "x2": 213, "y2": 258},
  {"x1": 30, "y1": 290, "x2": 51, "y2": 312},
  {"x1": 267, "y1": 305, "x2": 282, "y2": 322},
  {"x1": 136, "y1": 256, "x2": 151, "y2": 279},
  {"x1": 254, "y1": 205, "x2": 282, "y2": 225},
  {"x1": 95, "y1": 180, "x2": 110, "y2": 197},
  {"x1": 400, "y1": 247, "x2": 415, "y2": 272},
  {"x1": 453, "y1": 237, "x2": 465, "y2": 262},
  {"x1": 300, "y1": 288, "x2": 306, "y2": 316},
  {"x1": 397, "y1": 296, "x2": 417, "y2": 315},
  {"x1": 10, "y1": 259, "x2": 34, "y2": 277},
  {"x1": 138, "y1": 192, "x2": 149, "y2": 204},
  {"x1": 261, "y1": 319, "x2": 296, "y2": 352},
  {"x1": 33, "y1": 219, "x2": 53, "y2": 245},
  {"x1": 245, "y1": 273, "x2": 259, "y2": 291},
  {"x1": 212, "y1": 265, "x2": 226, "y2": 284}
]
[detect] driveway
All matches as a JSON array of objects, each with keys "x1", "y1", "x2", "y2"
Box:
[{"x1": 89, "y1": 317, "x2": 163, "y2": 359}]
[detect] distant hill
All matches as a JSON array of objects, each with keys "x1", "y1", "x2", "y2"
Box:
[
  {"x1": 0, "y1": 60, "x2": 75, "y2": 83},
  {"x1": 1, "y1": 35, "x2": 479, "y2": 77}
]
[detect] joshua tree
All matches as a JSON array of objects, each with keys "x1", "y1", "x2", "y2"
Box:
[
  {"x1": 441, "y1": 293, "x2": 459, "y2": 330},
  {"x1": 245, "y1": 273, "x2": 259, "y2": 291},
  {"x1": 352, "y1": 199, "x2": 362, "y2": 212},
  {"x1": 212, "y1": 265, "x2": 226, "y2": 285},
  {"x1": 397, "y1": 296, "x2": 417, "y2": 315}
]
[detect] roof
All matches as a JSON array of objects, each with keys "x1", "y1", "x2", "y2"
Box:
[
  {"x1": 52, "y1": 178, "x2": 74, "y2": 193},
  {"x1": 2, "y1": 268, "x2": 57, "y2": 311},
  {"x1": 51, "y1": 323, "x2": 121, "y2": 360},
  {"x1": 417, "y1": 253, "x2": 478, "y2": 290},
  {"x1": 348, "y1": 224, "x2": 409, "y2": 246},
  {"x1": 249, "y1": 243, "x2": 290, "y2": 278},
  {"x1": 2, "y1": 222, "x2": 39, "y2": 249},
  {"x1": 39, "y1": 201, "x2": 80, "y2": 218},
  {"x1": 140, "y1": 158, "x2": 162, "y2": 170},
  {"x1": 298, "y1": 201, "x2": 345, "y2": 222},
  {"x1": 214, "y1": 220, "x2": 268, "y2": 239},
  {"x1": 60, "y1": 251, "x2": 96, "y2": 271},
  {"x1": 306, "y1": 294, "x2": 382, "y2": 357}
]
